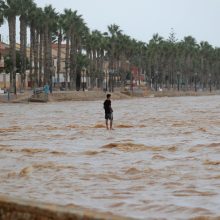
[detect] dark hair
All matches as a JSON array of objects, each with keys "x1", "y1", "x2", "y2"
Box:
[{"x1": 107, "y1": 94, "x2": 111, "y2": 98}]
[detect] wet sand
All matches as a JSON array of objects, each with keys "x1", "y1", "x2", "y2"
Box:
[{"x1": 0, "y1": 96, "x2": 220, "y2": 219}]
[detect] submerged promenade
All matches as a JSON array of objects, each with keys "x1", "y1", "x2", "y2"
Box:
[{"x1": 0, "y1": 89, "x2": 219, "y2": 103}]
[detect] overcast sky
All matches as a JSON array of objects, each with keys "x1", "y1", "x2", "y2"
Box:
[{"x1": 1, "y1": 0, "x2": 220, "y2": 47}]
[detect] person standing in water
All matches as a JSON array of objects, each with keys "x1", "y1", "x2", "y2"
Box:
[{"x1": 103, "y1": 94, "x2": 113, "y2": 130}]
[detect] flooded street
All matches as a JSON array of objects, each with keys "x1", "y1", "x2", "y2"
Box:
[{"x1": 0, "y1": 95, "x2": 220, "y2": 219}]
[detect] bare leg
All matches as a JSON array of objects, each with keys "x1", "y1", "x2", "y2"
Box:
[
  {"x1": 106, "y1": 119, "x2": 109, "y2": 130},
  {"x1": 110, "y1": 119, "x2": 113, "y2": 130}
]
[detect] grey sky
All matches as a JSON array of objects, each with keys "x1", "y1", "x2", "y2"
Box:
[{"x1": 1, "y1": 0, "x2": 220, "y2": 47}]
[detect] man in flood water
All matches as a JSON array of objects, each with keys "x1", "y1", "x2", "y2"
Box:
[{"x1": 103, "y1": 94, "x2": 113, "y2": 130}]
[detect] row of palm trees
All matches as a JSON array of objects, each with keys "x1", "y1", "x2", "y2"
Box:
[
  {"x1": 146, "y1": 33, "x2": 220, "y2": 91},
  {"x1": 0, "y1": 0, "x2": 220, "y2": 94}
]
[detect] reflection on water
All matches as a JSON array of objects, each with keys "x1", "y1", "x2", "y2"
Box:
[{"x1": 0, "y1": 96, "x2": 220, "y2": 219}]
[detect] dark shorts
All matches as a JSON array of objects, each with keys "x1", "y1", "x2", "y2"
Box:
[{"x1": 105, "y1": 113, "x2": 113, "y2": 120}]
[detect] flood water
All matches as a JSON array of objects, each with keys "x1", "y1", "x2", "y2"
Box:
[{"x1": 0, "y1": 95, "x2": 220, "y2": 219}]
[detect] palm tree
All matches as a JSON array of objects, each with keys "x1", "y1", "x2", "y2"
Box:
[
  {"x1": 62, "y1": 9, "x2": 89, "y2": 90},
  {"x1": 34, "y1": 7, "x2": 45, "y2": 87},
  {"x1": 199, "y1": 41, "x2": 214, "y2": 88},
  {"x1": 212, "y1": 48, "x2": 220, "y2": 89},
  {"x1": 43, "y1": 5, "x2": 58, "y2": 91},
  {"x1": 98, "y1": 32, "x2": 108, "y2": 88},
  {"x1": 19, "y1": 0, "x2": 35, "y2": 90},
  {"x1": 28, "y1": 4, "x2": 40, "y2": 87},
  {"x1": 166, "y1": 30, "x2": 178, "y2": 88},
  {"x1": 2, "y1": 0, "x2": 20, "y2": 94},
  {"x1": 69, "y1": 10, "x2": 79, "y2": 90},
  {"x1": 147, "y1": 34, "x2": 164, "y2": 89},
  {"x1": 181, "y1": 36, "x2": 198, "y2": 89},
  {"x1": 62, "y1": 9, "x2": 74, "y2": 89},
  {"x1": 107, "y1": 24, "x2": 122, "y2": 71},
  {"x1": 116, "y1": 34, "x2": 132, "y2": 85},
  {"x1": 88, "y1": 30, "x2": 102, "y2": 87},
  {"x1": 75, "y1": 23, "x2": 89, "y2": 90},
  {"x1": 105, "y1": 24, "x2": 123, "y2": 91},
  {"x1": 68, "y1": 11, "x2": 86, "y2": 90},
  {"x1": 135, "y1": 41, "x2": 146, "y2": 86},
  {"x1": 55, "y1": 13, "x2": 65, "y2": 85}
]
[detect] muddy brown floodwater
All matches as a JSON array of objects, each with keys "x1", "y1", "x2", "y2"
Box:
[{"x1": 0, "y1": 96, "x2": 220, "y2": 219}]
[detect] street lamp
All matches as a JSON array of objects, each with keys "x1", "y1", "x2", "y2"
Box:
[
  {"x1": 177, "y1": 71, "x2": 180, "y2": 91},
  {"x1": 194, "y1": 72, "x2": 198, "y2": 92},
  {"x1": 209, "y1": 73, "x2": 212, "y2": 93}
]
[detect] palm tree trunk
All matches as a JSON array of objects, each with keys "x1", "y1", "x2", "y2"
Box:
[
  {"x1": 43, "y1": 29, "x2": 47, "y2": 84},
  {"x1": 34, "y1": 29, "x2": 39, "y2": 87},
  {"x1": 20, "y1": 15, "x2": 27, "y2": 90},
  {"x1": 88, "y1": 50, "x2": 92, "y2": 88},
  {"x1": 45, "y1": 30, "x2": 53, "y2": 92},
  {"x1": 69, "y1": 31, "x2": 75, "y2": 90},
  {"x1": 92, "y1": 49, "x2": 97, "y2": 88},
  {"x1": 57, "y1": 30, "x2": 62, "y2": 84},
  {"x1": 30, "y1": 25, "x2": 34, "y2": 87},
  {"x1": 65, "y1": 31, "x2": 70, "y2": 89},
  {"x1": 8, "y1": 16, "x2": 16, "y2": 94},
  {"x1": 39, "y1": 31, "x2": 44, "y2": 87},
  {"x1": 44, "y1": 24, "x2": 49, "y2": 85}
]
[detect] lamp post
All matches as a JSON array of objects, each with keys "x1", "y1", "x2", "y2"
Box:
[
  {"x1": 209, "y1": 73, "x2": 211, "y2": 93},
  {"x1": 177, "y1": 71, "x2": 180, "y2": 91},
  {"x1": 194, "y1": 72, "x2": 198, "y2": 92}
]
